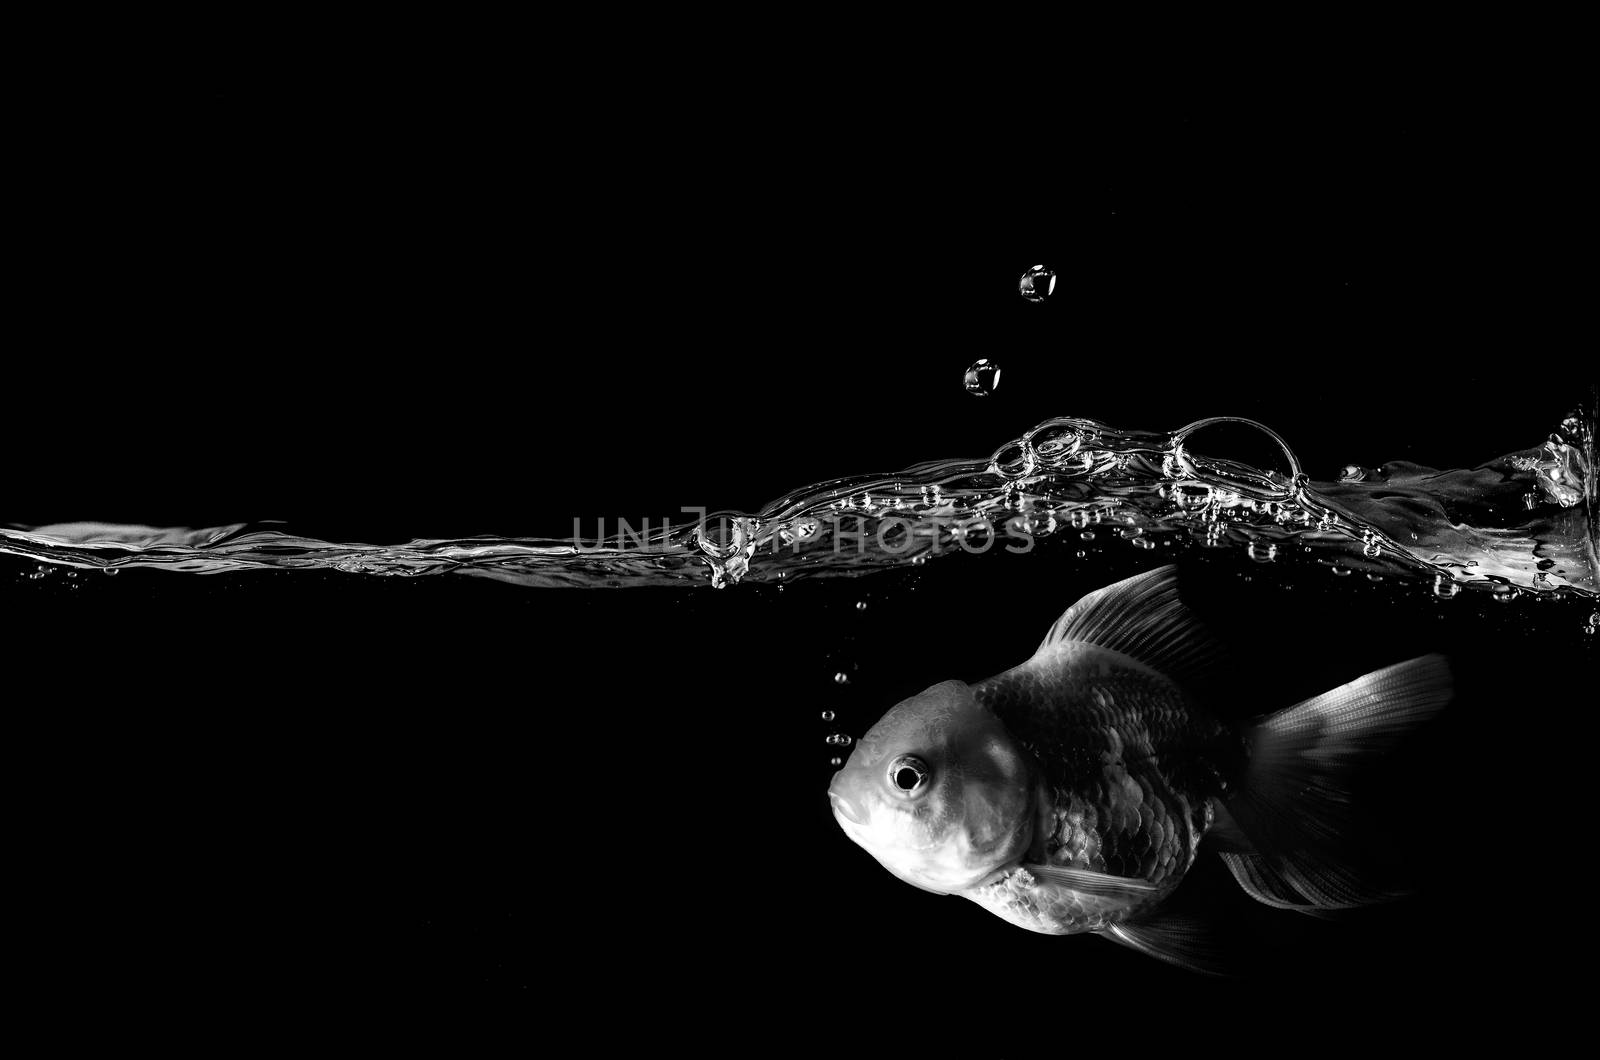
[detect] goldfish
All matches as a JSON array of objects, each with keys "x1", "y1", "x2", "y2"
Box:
[{"x1": 826, "y1": 564, "x2": 1452, "y2": 973}]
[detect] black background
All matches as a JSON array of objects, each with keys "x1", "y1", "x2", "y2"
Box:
[
  {"x1": 9, "y1": 63, "x2": 1594, "y2": 1048},
  {"x1": 11, "y1": 74, "x2": 1586, "y2": 534}
]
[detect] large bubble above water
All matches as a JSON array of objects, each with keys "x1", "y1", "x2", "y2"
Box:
[{"x1": 1019, "y1": 264, "x2": 1056, "y2": 302}]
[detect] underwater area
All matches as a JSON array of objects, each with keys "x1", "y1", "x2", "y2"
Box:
[{"x1": 8, "y1": 79, "x2": 1595, "y2": 1047}]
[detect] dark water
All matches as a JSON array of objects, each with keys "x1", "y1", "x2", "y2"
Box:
[{"x1": 10, "y1": 78, "x2": 1596, "y2": 1049}]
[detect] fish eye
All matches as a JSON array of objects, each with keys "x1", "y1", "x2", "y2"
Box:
[{"x1": 887, "y1": 755, "x2": 930, "y2": 796}]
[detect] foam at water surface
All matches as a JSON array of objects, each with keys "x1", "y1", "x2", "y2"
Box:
[{"x1": 5, "y1": 403, "x2": 1596, "y2": 599}]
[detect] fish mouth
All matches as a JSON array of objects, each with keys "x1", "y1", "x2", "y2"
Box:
[{"x1": 829, "y1": 789, "x2": 867, "y2": 826}]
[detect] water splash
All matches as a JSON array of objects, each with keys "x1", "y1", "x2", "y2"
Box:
[{"x1": 6, "y1": 401, "x2": 1596, "y2": 599}]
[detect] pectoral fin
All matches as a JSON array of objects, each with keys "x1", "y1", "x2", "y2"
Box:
[{"x1": 1024, "y1": 863, "x2": 1160, "y2": 901}]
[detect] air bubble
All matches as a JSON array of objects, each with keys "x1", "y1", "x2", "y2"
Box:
[
  {"x1": 830, "y1": 757, "x2": 843, "y2": 767},
  {"x1": 1331, "y1": 565, "x2": 1352, "y2": 577},
  {"x1": 826, "y1": 733, "x2": 853, "y2": 747},
  {"x1": 694, "y1": 516, "x2": 759, "y2": 589},
  {"x1": 964, "y1": 359, "x2": 1002, "y2": 397},
  {"x1": 821, "y1": 710, "x2": 836, "y2": 722},
  {"x1": 989, "y1": 439, "x2": 1035, "y2": 480},
  {"x1": 1432, "y1": 575, "x2": 1459, "y2": 600},
  {"x1": 1247, "y1": 542, "x2": 1278, "y2": 563},
  {"x1": 1021, "y1": 511, "x2": 1057, "y2": 536},
  {"x1": 1131, "y1": 537, "x2": 1155, "y2": 550},
  {"x1": 1080, "y1": 530, "x2": 1096, "y2": 542},
  {"x1": 1026, "y1": 419, "x2": 1083, "y2": 467},
  {"x1": 1018, "y1": 264, "x2": 1056, "y2": 302},
  {"x1": 1366, "y1": 573, "x2": 1384, "y2": 582},
  {"x1": 1171, "y1": 484, "x2": 1214, "y2": 510},
  {"x1": 1066, "y1": 509, "x2": 1092, "y2": 530},
  {"x1": 833, "y1": 672, "x2": 851, "y2": 686},
  {"x1": 855, "y1": 601, "x2": 867, "y2": 611},
  {"x1": 104, "y1": 568, "x2": 119, "y2": 576}
]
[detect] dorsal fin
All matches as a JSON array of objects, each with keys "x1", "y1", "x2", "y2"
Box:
[{"x1": 1033, "y1": 565, "x2": 1224, "y2": 687}]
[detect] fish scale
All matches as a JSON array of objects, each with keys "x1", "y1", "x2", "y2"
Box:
[{"x1": 974, "y1": 645, "x2": 1238, "y2": 899}]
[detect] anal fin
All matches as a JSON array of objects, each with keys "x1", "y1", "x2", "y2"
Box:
[{"x1": 1099, "y1": 912, "x2": 1237, "y2": 977}]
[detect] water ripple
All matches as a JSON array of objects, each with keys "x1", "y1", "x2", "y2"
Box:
[{"x1": 5, "y1": 409, "x2": 1595, "y2": 597}]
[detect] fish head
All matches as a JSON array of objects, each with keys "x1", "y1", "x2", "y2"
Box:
[{"x1": 828, "y1": 679, "x2": 1037, "y2": 894}]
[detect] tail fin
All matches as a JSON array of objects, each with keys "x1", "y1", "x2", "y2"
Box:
[{"x1": 1218, "y1": 654, "x2": 1453, "y2": 912}]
